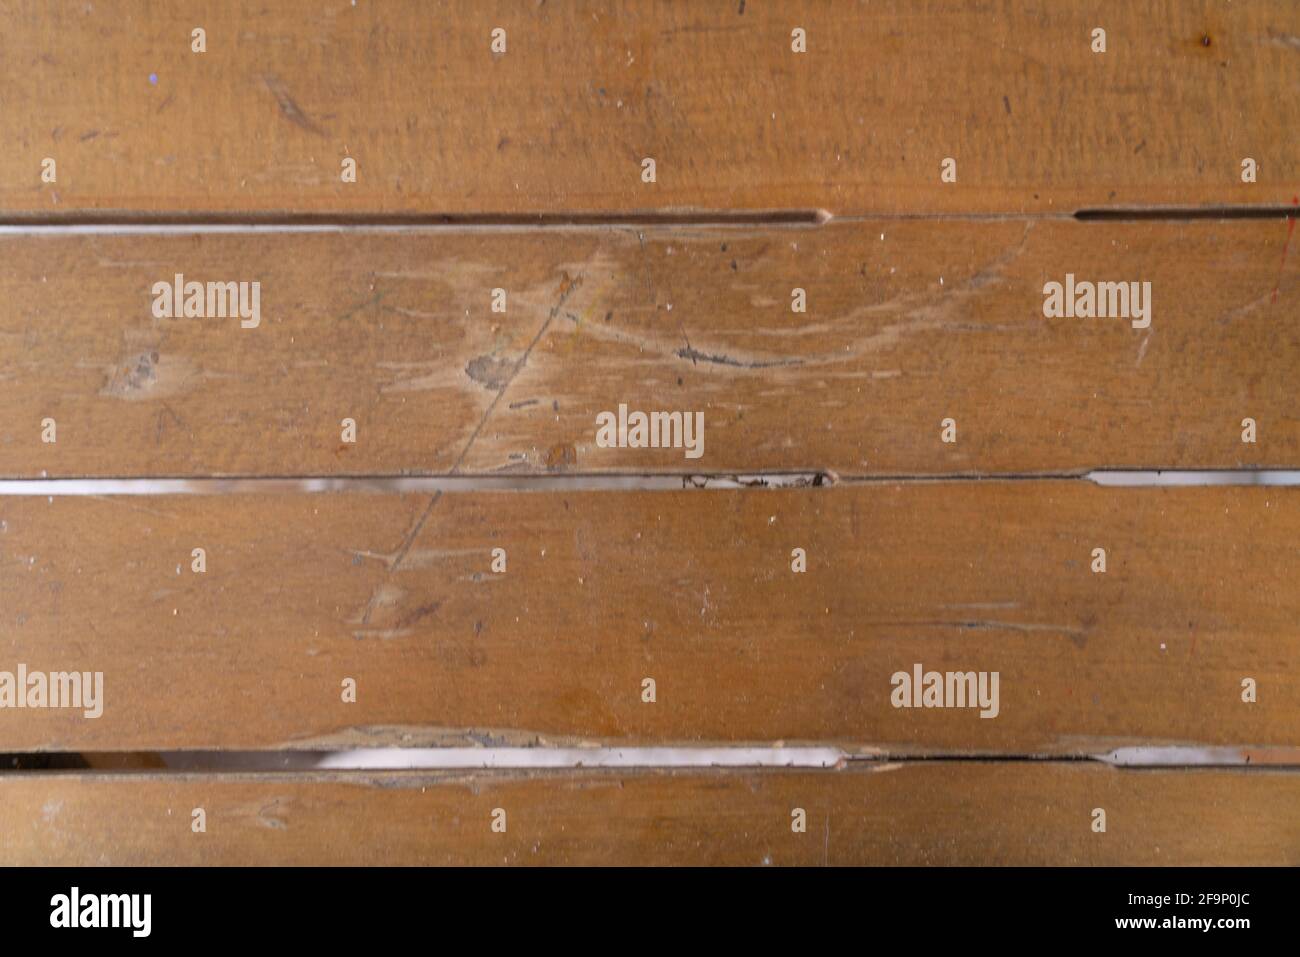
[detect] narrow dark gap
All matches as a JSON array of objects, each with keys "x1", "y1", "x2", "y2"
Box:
[
  {"x1": 3, "y1": 470, "x2": 1298, "y2": 494},
  {"x1": 2, "y1": 754, "x2": 95, "y2": 770},
  {"x1": 0, "y1": 751, "x2": 1108, "y2": 772},
  {"x1": 1075, "y1": 205, "x2": 1298, "y2": 221},
  {"x1": 0, "y1": 209, "x2": 830, "y2": 228},
  {"x1": 3, "y1": 205, "x2": 1294, "y2": 230},
  {"x1": 0, "y1": 472, "x2": 834, "y2": 492},
  {"x1": 3, "y1": 751, "x2": 1291, "y2": 773}
]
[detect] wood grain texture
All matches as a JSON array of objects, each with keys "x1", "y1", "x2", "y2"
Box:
[
  {"x1": 3, "y1": 219, "x2": 1297, "y2": 478},
  {"x1": 2, "y1": 0, "x2": 1297, "y2": 217},
  {"x1": 3, "y1": 764, "x2": 1298, "y2": 865},
  {"x1": 2, "y1": 483, "x2": 1294, "y2": 752}
]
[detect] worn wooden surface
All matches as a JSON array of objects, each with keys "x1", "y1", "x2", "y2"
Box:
[
  {"x1": 4, "y1": 764, "x2": 1298, "y2": 865},
  {"x1": 3, "y1": 219, "x2": 1297, "y2": 478},
  {"x1": 2, "y1": 483, "x2": 1294, "y2": 752},
  {"x1": 2, "y1": 0, "x2": 1297, "y2": 869},
  {"x1": 2, "y1": 0, "x2": 1298, "y2": 217}
]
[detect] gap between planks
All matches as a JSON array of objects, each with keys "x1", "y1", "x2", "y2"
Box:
[
  {"x1": 0, "y1": 205, "x2": 1296, "y2": 232},
  {"x1": 6, "y1": 747, "x2": 1300, "y2": 773},
  {"x1": 1, "y1": 471, "x2": 1298, "y2": 495}
]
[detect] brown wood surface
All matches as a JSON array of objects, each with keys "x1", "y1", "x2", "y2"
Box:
[
  {"x1": 2, "y1": 0, "x2": 1297, "y2": 217},
  {"x1": 1, "y1": 1, "x2": 1297, "y2": 872},
  {"x1": 4, "y1": 218, "x2": 1297, "y2": 478},
  {"x1": 2, "y1": 483, "x2": 1294, "y2": 752},
  {"x1": 3, "y1": 764, "x2": 1297, "y2": 865}
]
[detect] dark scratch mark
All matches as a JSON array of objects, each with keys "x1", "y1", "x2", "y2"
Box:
[
  {"x1": 454, "y1": 273, "x2": 583, "y2": 464},
  {"x1": 391, "y1": 274, "x2": 584, "y2": 573},
  {"x1": 156, "y1": 93, "x2": 175, "y2": 115},
  {"x1": 79, "y1": 130, "x2": 99, "y2": 142},
  {"x1": 508, "y1": 398, "x2": 539, "y2": 409},
  {"x1": 1002, "y1": 95, "x2": 1011, "y2": 115},
  {"x1": 673, "y1": 346, "x2": 803, "y2": 369},
  {"x1": 261, "y1": 74, "x2": 327, "y2": 137},
  {"x1": 359, "y1": 591, "x2": 378, "y2": 625},
  {"x1": 389, "y1": 491, "x2": 441, "y2": 573},
  {"x1": 679, "y1": 327, "x2": 695, "y2": 365},
  {"x1": 1133, "y1": 139, "x2": 1146, "y2": 155}
]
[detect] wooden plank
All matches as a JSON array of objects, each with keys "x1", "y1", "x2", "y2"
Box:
[
  {"x1": 1, "y1": 483, "x2": 1295, "y2": 752},
  {"x1": 2, "y1": 764, "x2": 1297, "y2": 865},
  {"x1": 2, "y1": 0, "x2": 1297, "y2": 217},
  {"x1": 3, "y1": 218, "x2": 1297, "y2": 478}
]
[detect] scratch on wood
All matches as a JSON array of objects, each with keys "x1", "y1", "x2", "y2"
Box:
[
  {"x1": 390, "y1": 273, "x2": 584, "y2": 572},
  {"x1": 261, "y1": 74, "x2": 327, "y2": 137},
  {"x1": 868, "y1": 618, "x2": 1088, "y2": 648},
  {"x1": 673, "y1": 345, "x2": 803, "y2": 369}
]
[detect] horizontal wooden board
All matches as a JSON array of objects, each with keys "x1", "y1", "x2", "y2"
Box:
[
  {"x1": 2, "y1": 0, "x2": 1297, "y2": 216},
  {"x1": 3, "y1": 764, "x2": 1297, "y2": 865},
  {"x1": 3, "y1": 219, "x2": 1297, "y2": 478},
  {"x1": 1, "y1": 483, "x2": 1295, "y2": 752}
]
